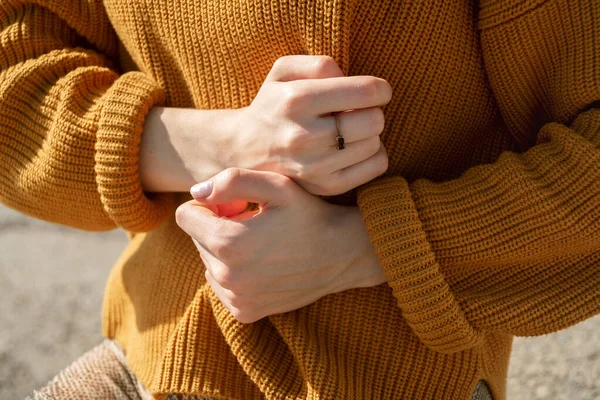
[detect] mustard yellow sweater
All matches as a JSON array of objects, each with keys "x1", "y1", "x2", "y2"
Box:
[{"x1": 1, "y1": 0, "x2": 599, "y2": 399}]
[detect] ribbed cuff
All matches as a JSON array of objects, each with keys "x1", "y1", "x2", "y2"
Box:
[
  {"x1": 357, "y1": 176, "x2": 481, "y2": 353},
  {"x1": 95, "y1": 72, "x2": 173, "y2": 232}
]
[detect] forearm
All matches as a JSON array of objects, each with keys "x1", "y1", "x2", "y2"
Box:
[
  {"x1": 0, "y1": 1, "x2": 173, "y2": 231},
  {"x1": 139, "y1": 106, "x2": 241, "y2": 192}
]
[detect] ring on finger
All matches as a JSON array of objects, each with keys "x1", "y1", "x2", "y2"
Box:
[{"x1": 334, "y1": 112, "x2": 345, "y2": 150}]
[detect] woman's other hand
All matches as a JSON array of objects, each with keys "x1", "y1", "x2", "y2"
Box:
[
  {"x1": 233, "y1": 55, "x2": 392, "y2": 196},
  {"x1": 176, "y1": 168, "x2": 387, "y2": 323}
]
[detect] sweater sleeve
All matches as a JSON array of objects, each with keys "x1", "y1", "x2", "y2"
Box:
[
  {"x1": 357, "y1": 0, "x2": 600, "y2": 354},
  {"x1": 0, "y1": 0, "x2": 173, "y2": 232}
]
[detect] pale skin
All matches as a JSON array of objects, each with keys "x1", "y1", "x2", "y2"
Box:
[{"x1": 141, "y1": 56, "x2": 390, "y2": 323}]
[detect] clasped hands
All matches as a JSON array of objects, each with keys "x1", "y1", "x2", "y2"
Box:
[{"x1": 175, "y1": 56, "x2": 390, "y2": 323}]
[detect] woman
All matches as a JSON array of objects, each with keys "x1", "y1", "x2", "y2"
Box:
[{"x1": 1, "y1": 0, "x2": 599, "y2": 399}]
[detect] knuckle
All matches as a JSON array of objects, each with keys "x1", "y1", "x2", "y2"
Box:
[
  {"x1": 373, "y1": 151, "x2": 389, "y2": 176},
  {"x1": 209, "y1": 264, "x2": 247, "y2": 292},
  {"x1": 370, "y1": 108, "x2": 386, "y2": 135},
  {"x1": 225, "y1": 269, "x2": 251, "y2": 292},
  {"x1": 272, "y1": 55, "x2": 292, "y2": 71},
  {"x1": 230, "y1": 307, "x2": 259, "y2": 324},
  {"x1": 364, "y1": 136, "x2": 382, "y2": 157},
  {"x1": 174, "y1": 203, "x2": 199, "y2": 231},
  {"x1": 211, "y1": 264, "x2": 235, "y2": 288},
  {"x1": 227, "y1": 293, "x2": 243, "y2": 309},
  {"x1": 220, "y1": 167, "x2": 243, "y2": 187},
  {"x1": 284, "y1": 126, "x2": 311, "y2": 150},
  {"x1": 174, "y1": 204, "x2": 189, "y2": 227},
  {"x1": 210, "y1": 235, "x2": 236, "y2": 259},
  {"x1": 213, "y1": 264, "x2": 249, "y2": 292},
  {"x1": 312, "y1": 56, "x2": 340, "y2": 77},
  {"x1": 280, "y1": 82, "x2": 309, "y2": 110}
]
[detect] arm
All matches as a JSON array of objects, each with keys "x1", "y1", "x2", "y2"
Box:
[
  {"x1": 176, "y1": 168, "x2": 388, "y2": 324},
  {"x1": 356, "y1": 0, "x2": 600, "y2": 353},
  {"x1": 175, "y1": 2, "x2": 600, "y2": 350},
  {"x1": 139, "y1": 56, "x2": 394, "y2": 196},
  {"x1": 0, "y1": 0, "x2": 171, "y2": 231},
  {"x1": 0, "y1": 12, "x2": 390, "y2": 228},
  {"x1": 139, "y1": 106, "x2": 239, "y2": 192}
]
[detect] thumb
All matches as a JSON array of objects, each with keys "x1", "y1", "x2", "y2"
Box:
[{"x1": 190, "y1": 168, "x2": 294, "y2": 207}]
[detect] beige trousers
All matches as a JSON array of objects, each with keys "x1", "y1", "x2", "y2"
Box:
[{"x1": 28, "y1": 340, "x2": 493, "y2": 400}]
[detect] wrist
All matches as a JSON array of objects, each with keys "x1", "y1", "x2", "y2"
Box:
[
  {"x1": 328, "y1": 206, "x2": 387, "y2": 293},
  {"x1": 139, "y1": 107, "x2": 240, "y2": 192}
]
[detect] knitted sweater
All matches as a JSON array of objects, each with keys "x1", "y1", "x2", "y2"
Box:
[{"x1": 1, "y1": 0, "x2": 599, "y2": 399}]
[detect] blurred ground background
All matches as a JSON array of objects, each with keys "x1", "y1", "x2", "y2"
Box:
[{"x1": 0, "y1": 205, "x2": 598, "y2": 399}]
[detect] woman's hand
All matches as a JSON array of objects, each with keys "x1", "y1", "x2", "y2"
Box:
[
  {"x1": 232, "y1": 55, "x2": 392, "y2": 196},
  {"x1": 139, "y1": 56, "x2": 391, "y2": 194},
  {"x1": 176, "y1": 168, "x2": 387, "y2": 323}
]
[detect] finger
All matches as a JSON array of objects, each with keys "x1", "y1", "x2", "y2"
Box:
[
  {"x1": 266, "y1": 55, "x2": 344, "y2": 82},
  {"x1": 190, "y1": 168, "x2": 296, "y2": 207},
  {"x1": 229, "y1": 209, "x2": 261, "y2": 221},
  {"x1": 310, "y1": 107, "x2": 385, "y2": 145},
  {"x1": 324, "y1": 136, "x2": 382, "y2": 172},
  {"x1": 334, "y1": 143, "x2": 389, "y2": 189},
  {"x1": 205, "y1": 267, "x2": 234, "y2": 307},
  {"x1": 291, "y1": 76, "x2": 392, "y2": 115},
  {"x1": 175, "y1": 201, "x2": 221, "y2": 241},
  {"x1": 205, "y1": 269, "x2": 263, "y2": 324},
  {"x1": 217, "y1": 200, "x2": 249, "y2": 218},
  {"x1": 194, "y1": 238, "x2": 218, "y2": 271},
  {"x1": 205, "y1": 267, "x2": 294, "y2": 323}
]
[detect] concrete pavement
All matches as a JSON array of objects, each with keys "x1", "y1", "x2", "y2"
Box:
[{"x1": 0, "y1": 205, "x2": 598, "y2": 399}]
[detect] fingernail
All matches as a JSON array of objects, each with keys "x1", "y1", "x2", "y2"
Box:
[{"x1": 190, "y1": 180, "x2": 213, "y2": 199}]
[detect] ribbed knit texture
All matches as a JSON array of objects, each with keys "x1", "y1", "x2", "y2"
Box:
[{"x1": 1, "y1": 1, "x2": 599, "y2": 399}]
